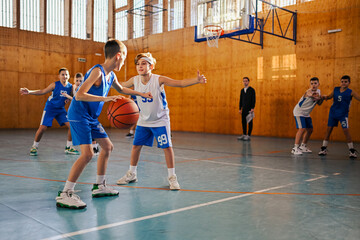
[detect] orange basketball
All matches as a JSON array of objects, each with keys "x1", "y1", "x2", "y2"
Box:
[{"x1": 107, "y1": 98, "x2": 139, "y2": 129}]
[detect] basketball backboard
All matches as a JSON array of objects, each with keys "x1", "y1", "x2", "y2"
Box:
[{"x1": 194, "y1": 0, "x2": 257, "y2": 44}]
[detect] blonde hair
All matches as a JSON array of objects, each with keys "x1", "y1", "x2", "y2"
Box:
[{"x1": 134, "y1": 52, "x2": 156, "y2": 68}]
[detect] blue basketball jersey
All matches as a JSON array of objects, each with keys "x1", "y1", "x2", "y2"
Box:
[
  {"x1": 44, "y1": 81, "x2": 72, "y2": 110},
  {"x1": 329, "y1": 87, "x2": 352, "y2": 118},
  {"x1": 68, "y1": 64, "x2": 116, "y2": 122}
]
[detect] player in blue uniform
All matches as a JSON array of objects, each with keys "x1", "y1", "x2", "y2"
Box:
[
  {"x1": 55, "y1": 39, "x2": 152, "y2": 209},
  {"x1": 19, "y1": 68, "x2": 79, "y2": 156},
  {"x1": 318, "y1": 75, "x2": 360, "y2": 158}
]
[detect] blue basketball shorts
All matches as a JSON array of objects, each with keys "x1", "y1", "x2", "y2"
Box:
[
  {"x1": 69, "y1": 120, "x2": 108, "y2": 146},
  {"x1": 133, "y1": 124, "x2": 172, "y2": 149},
  {"x1": 40, "y1": 108, "x2": 68, "y2": 127},
  {"x1": 294, "y1": 116, "x2": 313, "y2": 129},
  {"x1": 327, "y1": 114, "x2": 349, "y2": 128}
]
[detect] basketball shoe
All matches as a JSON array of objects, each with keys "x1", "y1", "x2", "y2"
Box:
[
  {"x1": 318, "y1": 146, "x2": 328, "y2": 156},
  {"x1": 349, "y1": 148, "x2": 357, "y2": 159},
  {"x1": 65, "y1": 146, "x2": 80, "y2": 155},
  {"x1": 168, "y1": 175, "x2": 181, "y2": 190},
  {"x1": 30, "y1": 146, "x2": 38, "y2": 156},
  {"x1": 56, "y1": 190, "x2": 86, "y2": 209},
  {"x1": 116, "y1": 171, "x2": 138, "y2": 185},
  {"x1": 125, "y1": 133, "x2": 134, "y2": 138},
  {"x1": 299, "y1": 145, "x2": 312, "y2": 153},
  {"x1": 93, "y1": 146, "x2": 100, "y2": 156},
  {"x1": 237, "y1": 135, "x2": 245, "y2": 140},
  {"x1": 92, "y1": 180, "x2": 119, "y2": 198},
  {"x1": 291, "y1": 147, "x2": 302, "y2": 155}
]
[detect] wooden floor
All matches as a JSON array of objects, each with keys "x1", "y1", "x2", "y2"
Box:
[{"x1": 0, "y1": 128, "x2": 359, "y2": 240}]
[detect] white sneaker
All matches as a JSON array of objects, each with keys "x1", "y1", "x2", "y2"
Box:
[
  {"x1": 56, "y1": 190, "x2": 86, "y2": 209},
  {"x1": 299, "y1": 145, "x2": 312, "y2": 153},
  {"x1": 349, "y1": 149, "x2": 357, "y2": 159},
  {"x1": 116, "y1": 171, "x2": 138, "y2": 185},
  {"x1": 168, "y1": 175, "x2": 181, "y2": 190},
  {"x1": 92, "y1": 180, "x2": 119, "y2": 198},
  {"x1": 318, "y1": 146, "x2": 327, "y2": 156},
  {"x1": 237, "y1": 135, "x2": 245, "y2": 140},
  {"x1": 93, "y1": 146, "x2": 100, "y2": 156},
  {"x1": 243, "y1": 135, "x2": 250, "y2": 141},
  {"x1": 291, "y1": 147, "x2": 302, "y2": 155}
]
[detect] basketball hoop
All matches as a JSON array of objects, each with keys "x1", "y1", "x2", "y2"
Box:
[{"x1": 203, "y1": 25, "x2": 224, "y2": 48}]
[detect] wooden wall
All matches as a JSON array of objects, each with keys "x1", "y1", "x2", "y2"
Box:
[{"x1": 0, "y1": 0, "x2": 359, "y2": 142}]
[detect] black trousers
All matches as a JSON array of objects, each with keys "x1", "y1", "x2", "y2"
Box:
[{"x1": 241, "y1": 110, "x2": 253, "y2": 136}]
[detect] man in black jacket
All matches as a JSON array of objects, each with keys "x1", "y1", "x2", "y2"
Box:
[{"x1": 238, "y1": 77, "x2": 256, "y2": 141}]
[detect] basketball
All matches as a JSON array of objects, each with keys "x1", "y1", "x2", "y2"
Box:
[{"x1": 107, "y1": 98, "x2": 139, "y2": 129}]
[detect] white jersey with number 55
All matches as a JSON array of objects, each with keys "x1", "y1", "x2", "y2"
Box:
[{"x1": 133, "y1": 74, "x2": 170, "y2": 127}]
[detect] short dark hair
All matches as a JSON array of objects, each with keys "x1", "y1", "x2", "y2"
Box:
[
  {"x1": 75, "y1": 72, "x2": 83, "y2": 78},
  {"x1": 104, "y1": 39, "x2": 126, "y2": 59},
  {"x1": 59, "y1": 67, "x2": 69, "y2": 74},
  {"x1": 310, "y1": 77, "x2": 319, "y2": 82},
  {"x1": 243, "y1": 77, "x2": 250, "y2": 81},
  {"x1": 341, "y1": 75, "x2": 350, "y2": 83}
]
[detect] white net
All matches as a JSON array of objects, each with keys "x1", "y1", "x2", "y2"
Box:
[{"x1": 204, "y1": 25, "x2": 223, "y2": 48}]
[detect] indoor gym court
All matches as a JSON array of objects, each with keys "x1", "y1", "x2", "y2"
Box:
[
  {"x1": 1, "y1": 0, "x2": 359, "y2": 240},
  {"x1": 0, "y1": 129, "x2": 359, "y2": 240}
]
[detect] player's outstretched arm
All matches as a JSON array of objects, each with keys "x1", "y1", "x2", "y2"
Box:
[
  {"x1": 321, "y1": 90, "x2": 334, "y2": 101},
  {"x1": 19, "y1": 82, "x2": 55, "y2": 96},
  {"x1": 61, "y1": 92, "x2": 73, "y2": 100},
  {"x1": 112, "y1": 77, "x2": 152, "y2": 99},
  {"x1": 352, "y1": 90, "x2": 360, "y2": 101},
  {"x1": 159, "y1": 70, "x2": 207, "y2": 87}
]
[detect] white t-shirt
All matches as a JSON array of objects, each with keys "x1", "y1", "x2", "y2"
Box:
[
  {"x1": 133, "y1": 74, "x2": 170, "y2": 127},
  {"x1": 293, "y1": 89, "x2": 321, "y2": 117}
]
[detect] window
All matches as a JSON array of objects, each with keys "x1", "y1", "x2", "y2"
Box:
[
  {"x1": 72, "y1": 0, "x2": 87, "y2": 39},
  {"x1": 20, "y1": 0, "x2": 41, "y2": 32},
  {"x1": 115, "y1": 0, "x2": 127, "y2": 8},
  {"x1": 115, "y1": 11, "x2": 128, "y2": 41},
  {"x1": 93, "y1": 0, "x2": 108, "y2": 42},
  {"x1": 133, "y1": 0, "x2": 144, "y2": 38},
  {"x1": 47, "y1": 0, "x2": 65, "y2": 36},
  {"x1": 0, "y1": 0, "x2": 15, "y2": 28},
  {"x1": 152, "y1": 0, "x2": 163, "y2": 34},
  {"x1": 168, "y1": 0, "x2": 184, "y2": 31}
]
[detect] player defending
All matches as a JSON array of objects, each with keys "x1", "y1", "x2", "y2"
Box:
[
  {"x1": 19, "y1": 68, "x2": 79, "y2": 156},
  {"x1": 56, "y1": 40, "x2": 152, "y2": 209},
  {"x1": 292, "y1": 77, "x2": 323, "y2": 155},
  {"x1": 116, "y1": 52, "x2": 207, "y2": 190},
  {"x1": 318, "y1": 75, "x2": 360, "y2": 158}
]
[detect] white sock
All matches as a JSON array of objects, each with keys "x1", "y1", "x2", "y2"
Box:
[
  {"x1": 63, "y1": 181, "x2": 76, "y2": 192},
  {"x1": 96, "y1": 175, "x2": 105, "y2": 184},
  {"x1": 129, "y1": 165, "x2": 137, "y2": 173},
  {"x1": 347, "y1": 142, "x2": 354, "y2": 149},
  {"x1": 168, "y1": 168, "x2": 175, "y2": 178},
  {"x1": 33, "y1": 141, "x2": 39, "y2": 148},
  {"x1": 294, "y1": 144, "x2": 299, "y2": 148},
  {"x1": 322, "y1": 140, "x2": 328, "y2": 147},
  {"x1": 300, "y1": 143, "x2": 306, "y2": 147},
  {"x1": 130, "y1": 130, "x2": 134, "y2": 134},
  {"x1": 67, "y1": 141, "x2": 72, "y2": 147}
]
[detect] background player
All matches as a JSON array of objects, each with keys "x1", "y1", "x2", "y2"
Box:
[
  {"x1": 318, "y1": 75, "x2": 360, "y2": 158},
  {"x1": 292, "y1": 77, "x2": 323, "y2": 155},
  {"x1": 19, "y1": 68, "x2": 79, "y2": 156}
]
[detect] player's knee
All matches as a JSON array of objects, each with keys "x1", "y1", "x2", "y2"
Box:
[
  {"x1": 307, "y1": 128, "x2": 313, "y2": 134},
  {"x1": 82, "y1": 152, "x2": 93, "y2": 162},
  {"x1": 102, "y1": 143, "x2": 113, "y2": 153}
]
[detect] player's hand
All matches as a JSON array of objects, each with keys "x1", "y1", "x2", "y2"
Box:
[
  {"x1": 312, "y1": 92, "x2": 320, "y2": 100},
  {"x1": 142, "y1": 92, "x2": 153, "y2": 99},
  {"x1": 19, "y1": 88, "x2": 30, "y2": 95},
  {"x1": 197, "y1": 70, "x2": 207, "y2": 84},
  {"x1": 105, "y1": 95, "x2": 124, "y2": 102}
]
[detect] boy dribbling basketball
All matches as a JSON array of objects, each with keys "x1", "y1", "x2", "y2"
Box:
[
  {"x1": 56, "y1": 40, "x2": 152, "y2": 209},
  {"x1": 116, "y1": 52, "x2": 207, "y2": 190}
]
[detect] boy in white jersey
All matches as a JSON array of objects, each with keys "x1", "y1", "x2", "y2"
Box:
[
  {"x1": 117, "y1": 52, "x2": 207, "y2": 190},
  {"x1": 292, "y1": 77, "x2": 323, "y2": 155},
  {"x1": 19, "y1": 68, "x2": 79, "y2": 156}
]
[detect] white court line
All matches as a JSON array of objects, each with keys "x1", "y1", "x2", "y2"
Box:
[
  {"x1": 202, "y1": 160, "x2": 327, "y2": 177},
  {"x1": 42, "y1": 175, "x2": 327, "y2": 240}
]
